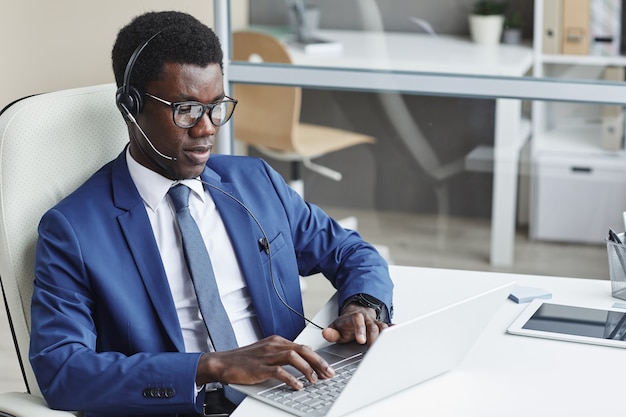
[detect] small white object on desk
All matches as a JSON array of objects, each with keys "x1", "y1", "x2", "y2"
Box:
[
  {"x1": 508, "y1": 285, "x2": 552, "y2": 304},
  {"x1": 287, "y1": 36, "x2": 343, "y2": 55}
]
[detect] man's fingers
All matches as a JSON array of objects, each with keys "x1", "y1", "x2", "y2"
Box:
[
  {"x1": 201, "y1": 336, "x2": 337, "y2": 388},
  {"x1": 263, "y1": 345, "x2": 335, "y2": 390},
  {"x1": 322, "y1": 327, "x2": 341, "y2": 343},
  {"x1": 364, "y1": 320, "x2": 381, "y2": 344},
  {"x1": 324, "y1": 310, "x2": 389, "y2": 346},
  {"x1": 297, "y1": 344, "x2": 335, "y2": 380},
  {"x1": 272, "y1": 363, "x2": 305, "y2": 390},
  {"x1": 351, "y1": 313, "x2": 367, "y2": 344}
]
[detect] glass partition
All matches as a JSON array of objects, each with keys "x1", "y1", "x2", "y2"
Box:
[
  {"x1": 219, "y1": 0, "x2": 626, "y2": 283},
  {"x1": 229, "y1": 0, "x2": 626, "y2": 84}
]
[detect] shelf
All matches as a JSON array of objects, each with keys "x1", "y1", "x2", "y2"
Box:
[
  {"x1": 538, "y1": 54, "x2": 626, "y2": 67},
  {"x1": 530, "y1": 0, "x2": 626, "y2": 244},
  {"x1": 533, "y1": 123, "x2": 626, "y2": 156}
]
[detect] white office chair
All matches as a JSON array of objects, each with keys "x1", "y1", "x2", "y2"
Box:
[{"x1": 0, "y1": 83, "x2": 128, "y2": 416}]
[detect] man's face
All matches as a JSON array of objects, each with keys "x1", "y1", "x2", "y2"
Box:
[{"x1": 130, "y1": 62, "x2": 225, "y2": 180}]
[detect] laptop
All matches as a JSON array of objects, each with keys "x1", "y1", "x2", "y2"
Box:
[{"x1": 231, "y1": 281, "x2": 515, "y2": 417}]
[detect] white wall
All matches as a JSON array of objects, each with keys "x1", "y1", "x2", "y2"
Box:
[{"x1": 0, "y1": 0, "x2": 248, "y2": 108}]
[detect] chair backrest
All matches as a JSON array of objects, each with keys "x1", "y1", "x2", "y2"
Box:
[
  {"x1": 0, "y1": 83, "x2": 128, "y2": 397},
  {"x1": 232, "y1": 31, "x2": 301, "y2": 152}
]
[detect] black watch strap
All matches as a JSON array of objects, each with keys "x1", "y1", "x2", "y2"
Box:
[{"x1": 341, "y1": 293, "x2": 388, "y2": 322}]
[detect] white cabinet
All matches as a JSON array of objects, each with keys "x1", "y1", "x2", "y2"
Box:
[
  {"x1": 532, "y1": 0, "x2": 626, "y2": 156},
  {"x1": 530, "y1": 0, "x2": 626, "y2": 243},
  {"x1": 531, "y1": 151, "x2": 626, "y2": 242}
]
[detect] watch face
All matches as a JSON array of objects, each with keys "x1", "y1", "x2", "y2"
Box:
[
  {"x1": 356, "y1": 294, "x2": 383, "y2": 319},
  {"x1": 343, "y1": 294, "x2": 387, "y2": 322},
  {"x1": 360, "y1": 294, "x2": 381, "y2": 306}
]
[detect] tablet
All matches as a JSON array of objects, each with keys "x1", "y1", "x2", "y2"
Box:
[{"x1": 507, "y1": 299, "x2": 626, "y2": 348}]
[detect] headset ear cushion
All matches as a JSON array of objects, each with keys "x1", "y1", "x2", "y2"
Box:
[{"x1": 115, "y1": 86, "x2": 143, "y2": 117}]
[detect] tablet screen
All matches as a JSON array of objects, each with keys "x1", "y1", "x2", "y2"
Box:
[
  {"x1": 523, "y1": 303, "x2": 626, "y2": 340},
  {"x1": 508, "y1": 301, "x2": 626, "y2": 348}
]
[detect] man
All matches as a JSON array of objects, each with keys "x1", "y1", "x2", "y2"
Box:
[{"x1": 29, "y1": 10, "x2": 393, "y2": 417}]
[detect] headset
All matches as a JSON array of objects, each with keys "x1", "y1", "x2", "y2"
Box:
[
  {"x1": 115, "y1": 30, "x2": 325, "y2": 331},
  {"x1": 115, "y1": 29, "x2": 177, "y2": 164},
  {"x1": 115, "y1": 30, "x2": 165, "y2": 120}
]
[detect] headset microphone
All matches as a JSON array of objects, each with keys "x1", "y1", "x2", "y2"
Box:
[
  {"x1": 125, "y1": 110, "x2": 177, "y2": 162},
  {"x1": 196, "y1": 178, "x2": 324, "y2": 330},
  {"x1": 116, "y1": 29, "x2": 177, "y2": 163},
  {"x1": 258, "y1": 237, "x2": 270, "y2": 254}
]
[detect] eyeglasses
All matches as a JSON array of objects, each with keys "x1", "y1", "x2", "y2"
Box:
[{"x1": 145, "y1": 93, "x2": 238, "y2": 128}]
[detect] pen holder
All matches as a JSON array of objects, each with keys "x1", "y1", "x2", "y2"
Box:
[{"x1": 606, "y1": 236, "x2": 626, "y2": 301}]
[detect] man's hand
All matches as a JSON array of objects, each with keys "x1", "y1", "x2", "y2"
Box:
[
  {"x1": 196, "y1": 335, "x2": 335, "y2": 390},
  {"x1": 322, "y1": 303, "x2": 389, "y2": 345}
]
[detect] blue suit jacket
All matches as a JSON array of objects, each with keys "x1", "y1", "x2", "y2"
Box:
[{"x1": 30, "y1": 151, "x2": 392, "y2": 417}]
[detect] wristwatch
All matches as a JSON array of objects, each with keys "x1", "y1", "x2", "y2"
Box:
[{"x1": 341, "y1": 293, "x2": 389, "y2": 323}]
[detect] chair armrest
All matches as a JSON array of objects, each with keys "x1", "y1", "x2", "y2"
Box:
[{"x1": 0, "y1": 392, "x2": 77, "y2": 417}]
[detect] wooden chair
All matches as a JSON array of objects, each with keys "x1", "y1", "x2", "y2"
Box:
[{"x1": 232, "y1": 31, "x2": 375, "y2": 197}]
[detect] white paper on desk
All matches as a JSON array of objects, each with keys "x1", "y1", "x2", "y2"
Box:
[
  {"x1": 508, "y1": 286, "x2": 552, "y2": 304},
  {"x1": 288, "y1": 37, "x2": 343, "y2": 55}
]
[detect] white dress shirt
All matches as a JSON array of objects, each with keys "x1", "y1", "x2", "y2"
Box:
[{"x1": 126, "y1": 149, "x2": 263, "y2": 353}]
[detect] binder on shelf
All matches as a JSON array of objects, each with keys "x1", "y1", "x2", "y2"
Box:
[
  {"x1": 601, "y1": 66, "x2": 625, "y2": 151},
  {"x1": 543, "y1": 0, "x2": 563, "y2": 54},
  {"x1": 562, "y1": 0, "x2": 590, "y2": 55},
  {"x1": 590, "y1": 0, "x2": 622, "y2": 56}
]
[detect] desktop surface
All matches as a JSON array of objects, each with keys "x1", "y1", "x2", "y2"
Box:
[
  {"x1": 248, "y1": 27, "x2": 533, "y2": 77},
  {"x1": 233, "y1": 265, "x2": 626, "y2": 416}
]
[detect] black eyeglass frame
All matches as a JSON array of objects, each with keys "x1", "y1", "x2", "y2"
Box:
[{"x1": 144, "y1": 92, "x2": 238, "y2": 128}]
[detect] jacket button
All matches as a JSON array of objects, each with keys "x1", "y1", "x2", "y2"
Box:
[{"x1": 142, "y1": 387, "x2": 176, "y2": 398}]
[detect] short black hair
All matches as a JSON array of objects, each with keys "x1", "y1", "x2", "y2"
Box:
[{"x1": 111, "y1": 11, "x2": 223, "y2": 94}]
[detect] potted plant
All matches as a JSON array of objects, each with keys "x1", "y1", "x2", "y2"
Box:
[
  {"x1": 469, "y1": 0, "x2": 508, "y2": 45},
  {"x1": 502, "y1": 11, "x2": 523, "y2": 45}
]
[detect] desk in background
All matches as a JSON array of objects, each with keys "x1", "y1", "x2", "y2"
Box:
[
  {"x1": 235, "y1": 28, "x2": 533, "y2": 267},
  {"x1": 233, "y1": 265, "x2": 625, "y2": 416}
]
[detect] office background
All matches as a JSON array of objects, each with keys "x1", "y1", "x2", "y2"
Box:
[
  {"x1": 1, "y1": 0, "x2": 618, "y2": 396},
  {"x1": 0, "y1": 0, "x2": 612, "y2": 273},
  {"x1": 247, "y1": 0, "x2": 535, "y2": 217},
  {"x1": 0, "y1": 0, "x2": 546, "y2": 220},
  {"x1": 1, "y1": 0, "x2": 532, "y2": 217},
  {"x1": 0, "y1": 0, "x2": 249, "y2": 107},
  {"x1": 251, "y1": 0, "x2": 534, "y2": 35}
]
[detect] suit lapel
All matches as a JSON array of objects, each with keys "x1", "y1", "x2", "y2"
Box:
[{"x1": 111, "y1": 153, "x2": 185, "y2": 352}]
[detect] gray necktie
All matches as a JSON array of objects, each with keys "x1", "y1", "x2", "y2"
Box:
[{"x1": 168, "y1": 184, "x2": 245, "y2": 404}]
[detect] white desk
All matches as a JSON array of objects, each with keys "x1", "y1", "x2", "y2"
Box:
[
  {"x1": 233, "y1": 265, "x2": 625, "y2": 416},
  {"x1": 239, "y1": 29, "x2": 533, "y2": 266},
  {"x1": 287, "y1": 30, "x2": 532, "y2": 77}
]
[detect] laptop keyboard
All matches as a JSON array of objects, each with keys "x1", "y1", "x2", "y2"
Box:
[{"x1": 258, "y1": 356, "x2": 363, "y2": 415}]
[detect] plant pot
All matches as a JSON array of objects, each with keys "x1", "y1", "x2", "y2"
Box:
[
  {"x1": 469, "y1": 14, "x2": 504, "y2": 46},
  {"x1": 502, "y1": 28, "x2": 522, "y2": 45}
]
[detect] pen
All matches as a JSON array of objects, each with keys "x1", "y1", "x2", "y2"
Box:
[
  {"x1": 606, "y1": 311, "x2": 626, "y2": 340},
  {"x1": 608, "y1": 228, "x2": 626, "y2": 298},
  {"x1": 609, "y1": 228, "x2": 623, "y2": 244}
]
